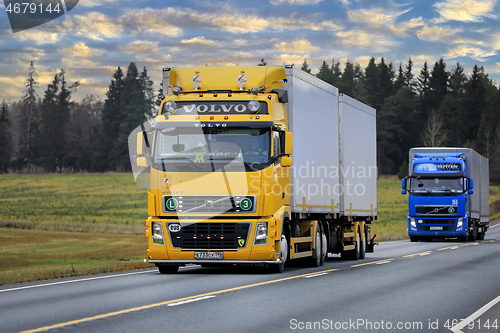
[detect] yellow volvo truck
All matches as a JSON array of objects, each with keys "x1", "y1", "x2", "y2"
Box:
[{"x1": 129, "y1": 66, "x2": 377, "y2": 273}]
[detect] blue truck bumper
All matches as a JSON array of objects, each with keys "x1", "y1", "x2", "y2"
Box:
[{"x1": 408, "y1": 217, "x2": 468, "y2": 238}]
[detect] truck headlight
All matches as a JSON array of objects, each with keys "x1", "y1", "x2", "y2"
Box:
[
  {"x1": 410, "y1": 218, "x2": 416, "y2": 228},
  {"x1": 456, "y1": 217, "x2": 463, "y2": 229},
  {"x1": 254, "y1": 222, "x2": 268, "y2": 245},
  {"x1": 152, "y1": 222, "x2": 165, "y2": 245},
  {"x1": 164, "y1": 100, "x2": 177, "y2": 113},
  {"x1": 247, "y1": 100, "x2": 261, "y2": 113}
]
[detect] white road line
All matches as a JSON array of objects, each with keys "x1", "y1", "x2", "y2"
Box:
[
  {"x1": 450, "y1": 294, "x2": 500, "y2": 333},
  {"x1": 0, "y1": 269, "x2": 157, "y2": 294},
  {"x1": 167, "y1": 295, "x2": 216, "y2": 307},
  {"x1": 375, "y1": 260, "x2": 391, "y2": 265},
  {"x1": 304, "y1": 273, "x2": 328, "y2": 278}
]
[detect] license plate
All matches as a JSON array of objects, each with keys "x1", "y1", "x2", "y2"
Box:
[
  {"x1": 430, "y1": 226, "x2": 443, "y2": 231},
  {"x1": 195, "y1": 251, "x2": 223, "y2": 260}
]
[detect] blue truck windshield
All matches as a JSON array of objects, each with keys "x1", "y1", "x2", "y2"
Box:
[{"x1": 410, "y1": 177, "x2": 464, "y2": 195}]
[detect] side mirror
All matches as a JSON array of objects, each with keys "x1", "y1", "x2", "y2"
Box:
[
  {"x1": 281, "y1": 156, "x2": 292, "y2": 167},
  {"x1": 137, "y1": 156, "x2": 148, "y2": 168},
  {"x1": 469, "y1": 178, "x2": 474, "y2": 189},
  {"x1": 401, "y1": 177, "x2": 407, "y2": 195},
  {"x1": 136, "y1": 132, "x2": 144, "y2": 155},
  {"x1": 285, "y1": 132, "x2": 293, "y2": 155}
]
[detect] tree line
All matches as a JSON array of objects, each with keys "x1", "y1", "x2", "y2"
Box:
[{"x1": 1, "y1": 58, "x2": 499, "y2": 183}]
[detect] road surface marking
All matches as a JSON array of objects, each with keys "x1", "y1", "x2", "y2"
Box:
[
  {"x1": 167, "y1": 295, "x2": 216, "y2": 306},
  {"x1": 375, "y1": 260, "x2": 392, "y2": 265},
  {"x1": 450, "y1": 294, "x2": 500, "y2": 333},
  {"x1": 303, "y1": 272, "x2": 328, "y2": 278},
  {"x1": 20, "y1": 267, "x2": 340, "y2": 332},
  {"x1": 0, "y1": 269, "x2": 157, "y2": 294},
  {"x1": 438, "y1": 245, "x2": 461, "y2": 251},
  {"x1": 352, "y1": 258, "x2": 394, "y2": 267},
  {"x1": 483, "y1": 240, "x2": 494, "y2": 243},
  {"x1": 403, "y1": 251, "x2": 432, "y2": 258}
]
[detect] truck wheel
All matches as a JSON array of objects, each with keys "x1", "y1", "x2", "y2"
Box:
[
  {"x1": 157, "y1": 264, "x2": 179, "y2": 274},
  {"x1": 468, "y1": 223, "x2": 477, "y2": 242},
  {"x1": 359, "y1": 226, "x2": 366, "y2": 259},
  {"x1": 320, "y1": 225, "x2": 327, "y2": 265},
  {"x1": 268, "y1": 229, "x2": 287, "y2": 273},
  {"x1": 309, "y1": 226, "x2": 322, "y2": 267}
]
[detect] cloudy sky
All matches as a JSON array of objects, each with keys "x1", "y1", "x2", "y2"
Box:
[{"x1": 1, "y1": 0, "x2": 499, "y2": 103}]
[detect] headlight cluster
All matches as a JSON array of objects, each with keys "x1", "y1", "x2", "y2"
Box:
[
  {"x1": 253, "y1": 222, "x2": 268, "y2": 245},
  {"x1": 152, "y1": 222, "x2": 165, "y2": 245},
  {"x1": 456, "y1": 217, "x2": 464, "y2": 231}
]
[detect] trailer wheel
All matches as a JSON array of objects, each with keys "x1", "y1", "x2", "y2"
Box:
[
  {"x1": 268, "y1": 229, "x2": 287, "y2": 273},
  {"x1": 359, "y1": 225, "x2": 366, "y2": 260},
  {"x1": 157, "y1": 264, "x2": 179, "y2": 274}
]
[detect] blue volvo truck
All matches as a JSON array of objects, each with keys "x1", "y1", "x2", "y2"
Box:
[{"x1": 401, "y1": 148, "x2": 489, "y2": 242}]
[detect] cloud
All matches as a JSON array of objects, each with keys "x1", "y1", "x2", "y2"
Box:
[
  {"x1": 347, "y1": 7, "x2": 424, "y2": 36},
  {"x1": 445, "y1": 45, "x2": 496, "y2": 61},
  {"x1": 270, "y1": 0, "x2": 324, "y2": 4},
  {"x1": 276, "y1": 54, "x2": 310, "y2": 65},
  {"x1": 336, "y1": 30, "x2": 397, "y2": 52},
  {"x1": 181, "y1": 37, "x2": 218, "y2": 47},
  {"x1": 433, "y1": 0, "x2": 497, "y2": 23},
  {"x1": 78, "y1": 0, "x2": 118, "y2": 7},
  {"x1": 274, "y1": 39, "x2": 320, "y2": 53},
  {"x1": 120, "y1": 8, "x2": 183, "y2": 37},
  {"x1": 58, "y1": 42, "x2": 103, "y2": 59},
  {"x1": 120, "y1": 41, "x2": 159, "y2": 55},
  {"x1": 417, "y1": 25, "x2": 461, "y2": 42},
  {"x1": 15, "y1": 30, "x2": 61, "y2": 45},
  {"x1": 62, "y1": 12, "x2": 123, "y2": 40}
]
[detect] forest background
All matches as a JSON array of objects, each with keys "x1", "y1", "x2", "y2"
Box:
[{"x1": 1, "y1": 57, "x2": 499, "y2": 183}]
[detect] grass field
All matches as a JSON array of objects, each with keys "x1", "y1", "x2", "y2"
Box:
[{"x1": 0, "y1": 173, "x2": 498, "y2": 285}]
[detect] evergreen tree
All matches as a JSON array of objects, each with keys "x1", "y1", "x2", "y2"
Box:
[
  {"x1": 340, "y1": 60, "x2": 356, "y2": 96},
  {"x1": 19, "y1": 61, "x2": 39, "y2": 173},
  {"x1": 258, "y1": 58, "x2": 267, "y2": 66},
  {"x1": 316, "y1": 61, "x2": 332, "y2": 84},
  {"x1": 155, "y1": 81, "x2": 164, "y2": 108},
  {"x1": 39, "y1": 70, "x2": 78, "y2": 172},
  {"x1": 140, "y1": 66, "x2": 155, "y2": 121},
  {"x1": 113, "y1": 62, "x2": 144, "y2": 171},
  {"x1": 378, "y1": 58, "x2": 394, "y2": 103},
  {"x1": 356, "y1": 57, "x2": 381, "y2": 110},
  {"x1": 403, "y1": 57, "x2": 415, "y2": 91},
  {"x1": 0, "y1": 100, "x2": 11, "y2": 173},
  {"x1": 92, "y1": 66, "x2": 124, "y2": 171},
  {"x1": 394, "y1": 63, "x2": 405, "y2": 92},
  {"x1": 301, "y1": 59, "x2": 311, "y2": 73},
  {"x1": 428, "y1": 58, "x2": 448, "y2": 110}
]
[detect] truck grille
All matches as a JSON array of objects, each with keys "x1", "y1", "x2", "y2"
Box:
[
  {"x1": 169, "y1": 222, "x2": 251, "y2": 249},
  {"x1": 415, "y1": 205, "x2": 457, "y2": 215},
  {"x1": 162, "y1": 195, "x2": 256, "y2": 214},
  {"x1": 418, "y1": 218, "x2": 455, "y2": 231}
]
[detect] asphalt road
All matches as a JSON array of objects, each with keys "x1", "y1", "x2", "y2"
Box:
[{"x1": 2, "y1": 224, "x2": 500, "y2": 333}]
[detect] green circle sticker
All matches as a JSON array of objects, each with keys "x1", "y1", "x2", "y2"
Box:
[
  {"x1": 240, "y1": 198, "x2": 252, "y2": 211},
  {"x1": 448, "y1": 207, "x2": 455, "y2": 213},
  {"x1": 166, "y1": 198, "x2": 178, "y2": 211}
]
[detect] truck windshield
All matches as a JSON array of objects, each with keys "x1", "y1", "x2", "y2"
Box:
[
  {"x1": 409, "y1": 177, "x2": 464, "y2": 195},
  {"x1": 153, "y1": 127, "x2": 271, "y2": 172}
]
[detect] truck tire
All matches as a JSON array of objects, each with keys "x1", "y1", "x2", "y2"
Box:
[
  {"x1": 157, "y1": 264, "x2": 179, "y2": 274},
  {"x1": 320, "y1": 224, "x2": 327, "y2": 265},
  {"x1": 268, "y1": 229, "x2": 287, "y2": 273},
  {"x1": 468, "y1": 223, "x2": 477, "y2": 242},
  {"x1": 359, "y1": 226, "x2": 366, "y2": 260},
  {"x1": 309, "y1": 225, "x2": 322, "y2": 267}
]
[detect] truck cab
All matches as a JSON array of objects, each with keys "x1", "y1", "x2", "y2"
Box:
[{"x1": 402, "y1": 149, "x2": 489, "y2": 242}]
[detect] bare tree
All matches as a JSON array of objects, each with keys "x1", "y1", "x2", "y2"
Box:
[{"x1": 421, "y1": 108, "x2": 447, "y2": 147}]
